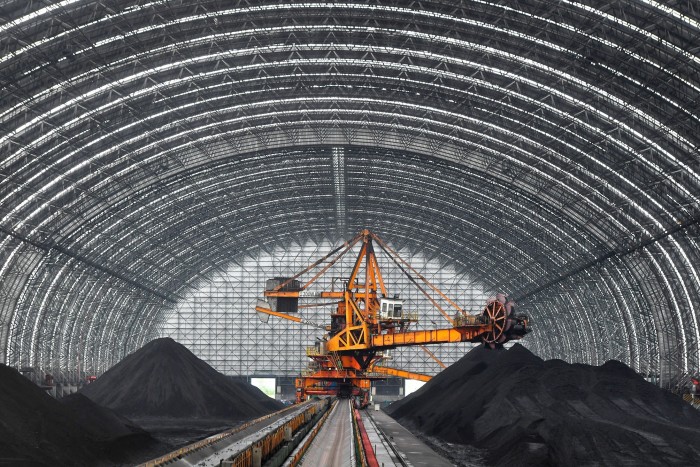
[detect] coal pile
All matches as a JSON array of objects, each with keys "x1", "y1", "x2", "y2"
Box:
[
  {"x1": 61, "y1": 393, "x2": 161, "y2": 461},
  {"x1": 0, "y1": 363, "x2": 157, "y2": 466},
  {"x1": 0, "y1": 363, "x2": 99, "y2": 466},
  {"x1": 80, "y1": 337, "x2": 283, "y2": 419},
  {"x1": 387, "y1": 344, "x2": 700, "y2": 466}
]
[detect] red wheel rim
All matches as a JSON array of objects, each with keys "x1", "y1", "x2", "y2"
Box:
[{"x1": 482, "y1": 301, "x2": 507, "y2": 344}]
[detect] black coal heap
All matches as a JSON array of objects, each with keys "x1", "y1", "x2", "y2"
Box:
[
  {"x1": 0, "y1": 364, "x2": 155, "y2": 466},
  {"x1": 387, "y1": 344, "x2": 700, "y2": 466},
  {"x1": 80, "y1": 337, "x2": 284, "y2": 419}
]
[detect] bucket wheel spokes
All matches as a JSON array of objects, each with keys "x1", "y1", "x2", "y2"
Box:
[{"x1": 482, "y1": 300, "x2": 507, "y2": 347}]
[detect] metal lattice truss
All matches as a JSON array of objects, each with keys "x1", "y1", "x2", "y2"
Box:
[{"x1": 1, "y1": 1, "x2": 699, "y2": 387}]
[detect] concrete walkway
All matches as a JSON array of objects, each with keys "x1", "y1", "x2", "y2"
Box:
[{"x1": 366, "y1": 409, "x2": 454, "y2": 467}]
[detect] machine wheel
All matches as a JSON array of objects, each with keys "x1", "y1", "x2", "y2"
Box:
[{"x1": 482, "y1": 300, "x2": 507, "y2": 345}]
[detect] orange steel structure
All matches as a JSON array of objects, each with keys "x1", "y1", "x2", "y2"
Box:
[{"x1": 255, "y1": 229, "x2": 530, "y2": 406}]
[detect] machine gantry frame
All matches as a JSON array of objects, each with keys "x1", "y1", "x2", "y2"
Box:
[{"x1": 255, "y1": 229, "x2": 528, "y2": 405}]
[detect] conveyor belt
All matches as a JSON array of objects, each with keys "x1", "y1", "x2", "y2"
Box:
[
  {"x1": 140, "y1": 402, "x2": 312, "y2": 467},
  {"x1": 142, "y1": 399, "x2": 452, "y2": 467},
  {"x1": 299, "y1": 400, "x2": 353, "y2": 467}
]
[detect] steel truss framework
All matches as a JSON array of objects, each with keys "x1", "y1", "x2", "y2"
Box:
[{"x1": 0, "y1": 1, "x2": 698, "y2": 387}]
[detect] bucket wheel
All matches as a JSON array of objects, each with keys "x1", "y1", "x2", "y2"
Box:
[{"x1": 482, "y1": 300, "x2": 507, "y2": 346}]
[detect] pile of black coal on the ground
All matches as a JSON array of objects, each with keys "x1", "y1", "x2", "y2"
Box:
[
  {"x1": 0, "y1": 364, "x2": 159, "y2": 466},
  {"x1": 60, "y1": 392, "x2": 166, "y2": 464},
  {"x1": 80, "y1": 337, "x2": 283, "y2": 418},
  {"x1": 80, "y1": 337, "x2": 284, "y2": 449},
  {"x1": 387, "y1": 344, "x2": 700, "y2": 466}
]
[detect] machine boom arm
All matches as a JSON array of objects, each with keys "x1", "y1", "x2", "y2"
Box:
[
  {"x1": 368, "y1": 325, "x2": 491, "y2": 349},
  {"x1": 369, "y1": 365, "x2": 432, "y2": 382},
  {"x1": 255, "y1": 303, "x2": 326, "y2": 330}
]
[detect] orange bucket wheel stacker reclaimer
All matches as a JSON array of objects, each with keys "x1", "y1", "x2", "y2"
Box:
[{"x1": 255, "y1": 229, "x2": 531, "y2": 407}]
